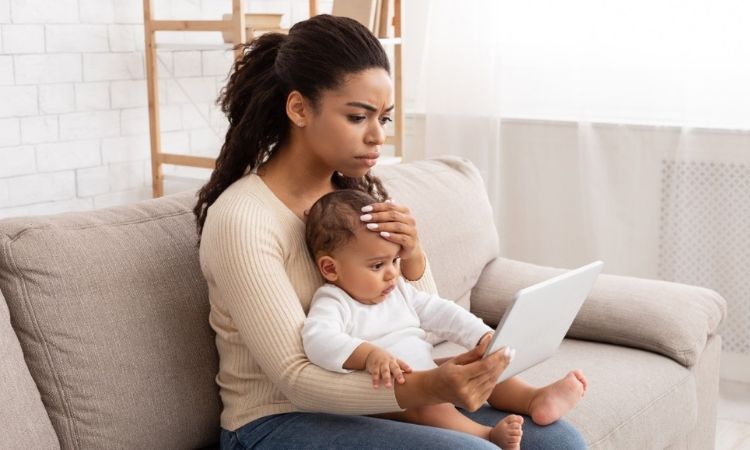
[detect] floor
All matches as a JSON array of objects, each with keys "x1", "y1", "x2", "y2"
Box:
[{"x1": 717, "y1": 379, "x2": 750, "y2": 449}]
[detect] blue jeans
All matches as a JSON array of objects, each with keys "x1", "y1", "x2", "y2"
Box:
[{"x1": 220, "y1": 406, "x2": 587, "y2": 449}]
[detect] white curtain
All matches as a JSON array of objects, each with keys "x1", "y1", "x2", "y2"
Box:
[{"x1": 413, "y1": 0, "x2": 750, "y2": 381}]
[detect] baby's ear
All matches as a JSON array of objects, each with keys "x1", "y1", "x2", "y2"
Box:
[{"x1": 318, "y1": 256, "x2": 338, "y2": 282}]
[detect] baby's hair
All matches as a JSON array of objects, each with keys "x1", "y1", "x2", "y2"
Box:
[{"x1": 305, "y1": 189, "x2": 379, "y2": 259}]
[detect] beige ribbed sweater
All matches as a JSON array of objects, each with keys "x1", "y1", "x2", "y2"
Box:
[{"x1": 199, "y1": 173, "x2": 439, "y2": 431}]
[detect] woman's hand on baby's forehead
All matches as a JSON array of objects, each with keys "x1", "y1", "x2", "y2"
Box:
[
  {"x1": 358, "y1": 199, "x2": 424, "y2": 272},
  {"x1": 359, "y1": 199, "x2": 415, "y2": 227}
]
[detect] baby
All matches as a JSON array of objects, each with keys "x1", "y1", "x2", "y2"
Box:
[{"x1": 302, "y1": 189, "x2": 588, "y2": 450}]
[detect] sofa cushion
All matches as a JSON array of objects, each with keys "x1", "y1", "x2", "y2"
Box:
[
  {"x1": 434, "y1": 338, "x2": 697, "y2": 449},
  {"x1": 0, "y1": 192, "x2": 220, "y2": 450},
  {"x1": 471, "y1": 257, "x2": 726, "y2": 367},
  {"x1": 522, "y1": 339, "x2": 697, "y2": 449},
  {"x1": 374, "y1": 156, "x2": 499, "y2": 310},
  {"x1": 0, "y1": 290, "x2": 60, "y2": 450}
]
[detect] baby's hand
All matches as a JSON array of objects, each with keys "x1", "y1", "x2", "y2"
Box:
[
  {"x1": 477, "y1": 331, "x2": 494, "y2": 348},
  {"x1": 365, "y1": 348, "x2": 412, "y2": 389}
]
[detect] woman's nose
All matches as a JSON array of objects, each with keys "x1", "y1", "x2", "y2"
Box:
[{"x1": 366, "y1": 121, "x2": 385, "y2": 146}]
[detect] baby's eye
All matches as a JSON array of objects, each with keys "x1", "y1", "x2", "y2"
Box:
[
  {"x1": 392, "y1": 256, "x2": 400, "y2": 264},
  {"x1": 371, "y1": 262, "x2": 383, "y2": 270},
  {"x1": 348, "y1": 115, "x2": 366, "y2": 124}
]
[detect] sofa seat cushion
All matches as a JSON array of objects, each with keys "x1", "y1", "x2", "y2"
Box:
[
  {"x1": 523, "y1": 339, "x2": 696, "y2": 448},
  {"x1": 0, "y1": 290, "x2": 60, "y2": 450},
  {"x1": 0, "y1": 192, "x2": 220, "y2": 450},
  {"x1": 433, "y1": 338, "x2": 696, "y2": 449}
]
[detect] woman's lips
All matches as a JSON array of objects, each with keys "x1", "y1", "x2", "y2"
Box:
[{"x1": 356, "y1": 153, "x2": 380, "y2": 167}]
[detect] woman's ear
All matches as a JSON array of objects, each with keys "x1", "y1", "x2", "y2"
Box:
[
  {"x1": 317, "y1": 256, "x2": 339, "y2": 282},
  {"x1": 286, "y1": 90, "x2": 310, "y2": 128}
]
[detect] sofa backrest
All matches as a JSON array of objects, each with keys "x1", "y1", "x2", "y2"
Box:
[
  {"x1": 373, "y1": 156, "x2": 499, "y2": 310},
  {"x1": 0, "y1": 193, "x2": 220, "y2": 450},
  {"x1": 0, "y1": 156, "x2": 498, "y2": 449}
]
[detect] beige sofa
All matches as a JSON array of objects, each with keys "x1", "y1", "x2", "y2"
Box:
[{"x1": 0, "y1": 157, "x2": 726, "y2": 450}]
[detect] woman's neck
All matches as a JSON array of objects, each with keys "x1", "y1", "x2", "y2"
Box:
[{"x1": 258, "y1": 143, "x2": 335, "y2": 218}]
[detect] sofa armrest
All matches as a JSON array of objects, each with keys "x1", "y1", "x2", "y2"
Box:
[{"x1": 470, "y1": 257, "x2": 727, "y2": 367}]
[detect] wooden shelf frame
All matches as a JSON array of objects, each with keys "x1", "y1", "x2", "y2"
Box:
[{"x1": 144, "y1": 0, "x2": 404, "y2": 198}]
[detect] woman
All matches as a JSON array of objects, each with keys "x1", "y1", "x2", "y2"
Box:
[{"x1": 194, "y1": 14, "x2": 587, "y2": 450}]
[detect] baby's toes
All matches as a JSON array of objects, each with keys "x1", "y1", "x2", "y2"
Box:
[
  {"x1": 571, "y1": 370, "x2": 587, "y2": 390},
  {"x1": 507, "y1": 414, "x2": 524, "y2": 425}
]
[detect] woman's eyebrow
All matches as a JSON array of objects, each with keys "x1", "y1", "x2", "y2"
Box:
[{"x1": 346, "y1": 101, "x2": 395, "y2": 113}]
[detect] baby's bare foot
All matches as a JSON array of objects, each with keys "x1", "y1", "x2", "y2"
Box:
[
  {"x1": 528, "y1": 370, "x2": 587, "y2": 426},
  {"x1": 489, "y1": 414, "x2": 523, "y2": 450}
]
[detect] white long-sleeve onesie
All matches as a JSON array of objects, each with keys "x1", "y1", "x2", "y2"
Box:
[{"x1": 302, "y1": 277, "x2": 492, "y2": 372}]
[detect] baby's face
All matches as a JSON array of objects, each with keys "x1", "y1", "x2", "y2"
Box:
[{"x1": 326, "y1": 227, "x2": 401, "y2": 305}]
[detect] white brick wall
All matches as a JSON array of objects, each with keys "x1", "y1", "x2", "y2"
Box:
[
  {"x1": 0, "y1": 145, "x2": 35, "y2": 177},
  {"x1": 0, "y1": 86, "x2": 37, "y2": 117},
  {"x1": 76, "y1": 165, "x2": 109, "y2": 196},
  {"x1": 36, "y1": 139, "x2": 100, "y2": 171},
  {"x1": 0, "y1": 0, "x2": 10, "y2": 24},
  {"x1": 20, "y1": 115, "x2": 58, "y2": 144},
  {"x1": 75, "y1": 82, "x2": 110, "y2": 111},
  {"x1": 2, "y1": 25, "x2": 44, "y2": 53},
  {"x1": 46, "y1": 25, "x2": 109, "y2": 53},
  {"x1": 2, "y1": 171, "x2": 76, "y2": 208},
  {"x1": 108, "y1": 24, "x2": 144, "y2": 52},
  {"x1": 39, "y1": 84, "x2": 76, "y2": 114},
  {"x1": 59, "y1": 111, "x2": 120, "y2": 140},
  {"x1": 173, "y1": 51, "x2": 202, "y2": 77},
  {"x1": 102, "y1": 134, "x2": 149, "y2": 163},
  {"x1": 15, "y1": 54, "x2": 82, "y2": 84},
  {"x1": 0, "y1": 0, "x2": 334, "y2": 219},
  {"x1": 110, "y1": 80, "x2": 147, "y2": 108},
  {"x1": 79, "y1": 0, "x2": 114, "y2": 24},
  {"x1": 0, "y1": 56, "x2": 13, "y2": 84},
  {"x1": 0, "y1": 118, "x2": 20, "y2": 146},
  {"x1": 10, "y1": 0, "x2": 78, "y2": 24},
  {"x1": 83, "y1": 53, "x2": 143, "y2": 81},
  {"x1": 112, "y1": 0, "x2": 143, "y2": 24}
]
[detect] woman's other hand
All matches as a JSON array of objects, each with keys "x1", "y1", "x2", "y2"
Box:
[
  {"x1": 392, "y1": 329, "x2": 513, "y2": 411},
  {"x1": 433, "y1": 333, "x2": 512, "y2": 411},
  {"x1": 360, "y1": 200, "x2": 425, "y2": 280}
]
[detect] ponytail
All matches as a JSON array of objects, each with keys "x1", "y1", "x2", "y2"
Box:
[{"x1": 194, "y1": 33, "x2": 288, "y2": 234}]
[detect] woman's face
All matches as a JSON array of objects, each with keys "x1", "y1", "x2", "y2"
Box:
[{"x1": 304, "y1": 68, "x2": 394, "y2": 178}]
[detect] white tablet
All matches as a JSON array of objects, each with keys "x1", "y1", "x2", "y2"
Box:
[{"x1": 483, "y1": 260, "x2": 603, "y2": 383}]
